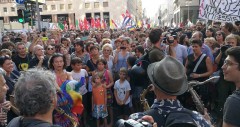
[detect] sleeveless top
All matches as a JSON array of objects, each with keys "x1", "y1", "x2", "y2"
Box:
[
  {"x1": 115, "y1": 52, "x2": 130, "y2": 72},
  {"x1": 186, "y1": 53, "x2": 208, "y2": 82},
  {"x1": 55, "y1": 70, "x2": 68, "y2": 87}
]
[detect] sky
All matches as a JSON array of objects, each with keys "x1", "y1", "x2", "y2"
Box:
[{"x1": 142, "y1": 0, "x2": 166, "y2": 18}]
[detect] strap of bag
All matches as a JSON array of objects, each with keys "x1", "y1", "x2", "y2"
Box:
[{"x1": 193, "y1": 54, "x2": 206, "y2": 73}]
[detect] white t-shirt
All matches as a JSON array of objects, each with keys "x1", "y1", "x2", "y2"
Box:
[
  {"x1": 71, "y1": 69, "x2": 88, "y2": 95},
  {"x1": 114, "y1": 79, "x2": 131, "y2": 104}
]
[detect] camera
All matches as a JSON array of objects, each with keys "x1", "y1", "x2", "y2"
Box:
[
  {"x1": 116, "y1": 119, "x2": 153, "y2": 127},
  {"x1": 120, "y1": 46, "x2": 126, "y2": 49},
  {"x1": 220, "y1": 45, "x2": 232, "y2": 53}
]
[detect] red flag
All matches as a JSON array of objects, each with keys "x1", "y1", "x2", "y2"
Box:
[
  {"x1": 64, "y1": 24, "x2": 68, "y2": 30},
  {"x1": 95, "y1": 18, "x2": 101, "y2": 29},
  {"x1": 122, "y1": 14, "x2": 125, "y2": 18},
  {"x1": 84, "y1": 17, "x2": 89, "y2": 30},
  {"x1": 111, "y1": 19, "x2": 118, "y2": 28},
  {"x1": 70, "y1": 24, "x2": 75, "y2": 30},
  {"x1": 79, "y1": 19, "x2": 83, "y2": 30},
  {"x1": 91, "y1": 18, "x2": 95, "y2": 28},
  {"x1": 126, "y1": 10, "x2": 131, "y2": 18}
]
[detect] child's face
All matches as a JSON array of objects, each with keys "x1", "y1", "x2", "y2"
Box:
[
  {"x1": 119, "y1": 72, "x2": 126, "y2": 79},
  {"x1": 71, "y1": 63, "x2": 82, "y2": 71},
  {"x1": 94, "y1": 76, "x2": 101, "y2": 83},
  {"x1": 97, "y1": 62, "x2": 105, "y2": 70}
]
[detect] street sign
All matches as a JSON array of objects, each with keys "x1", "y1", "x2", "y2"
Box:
[
  {"x1": 16, "y1": 0, "x2": 25, "y2": 4},
  {"x1": 16, "y1": 4, "x2": 26, "y2": 10}
]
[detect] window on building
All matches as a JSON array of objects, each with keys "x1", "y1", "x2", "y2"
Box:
[
  {"x1": 43, "y1": 5, "x2": 47, "y2": 10},
  {"x1": 60, "y1": 4, "x2": 64, "y2": 10},
  {"x1": 103, "y1": 2, "x2": 108, "y2": 7},
  {"x1": 68, "y1": 4, "x2": 72, "y2": 9},
  {"x1": 3, "y1": 7, "x2": 7, "y2": 12},
  {"x1": 85, "y1": 3, "x2": 90, "y2": 8},
  {"x1": 94, "y1": 2, "x2": 99, "y2": 8},
  {"x1": 11, "y1": 7, "x2": 15, "y2": 12},
  {"x1": 51, "y1": 5, "x2": 56, "y2": 10}
]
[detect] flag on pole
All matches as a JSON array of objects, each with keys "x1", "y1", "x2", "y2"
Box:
[
  {"x1": 84, "y1": 17, "x2": 89, "y2": 30},
  {"x1": 79, "y1": 19, "x2": 83, "y2": 30},
  {"x1": 58, "y1": 22, "x2": 64, "y2": 30},
  {"x1": 75, "y1": 20, "x2": 79, "y2": 29},
  {"x1": 95, "y1": 18, "x2": 101, "y2": 29},
  {"x1": 91, "y1": 18, "x2": 95, "y2": 28},
  {"x1": 102, "y1": 19, "x2": 107, "y2": 29},
  {"x1": 111, "y1": 19, "x2": 118, "y2": 29}
]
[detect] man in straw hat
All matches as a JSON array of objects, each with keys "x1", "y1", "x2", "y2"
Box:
[{"x1": 129, "y1": 56, "x2": 212, "y2": 127}]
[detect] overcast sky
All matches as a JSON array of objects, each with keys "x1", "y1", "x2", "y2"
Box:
[{"x1": 142, "y1": 0, "x2": 166, "y2": 18}]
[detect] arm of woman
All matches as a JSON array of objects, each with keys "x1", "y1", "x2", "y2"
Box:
[
  {"x1": 199, "y1": 57, "x2": 213, "y2": 78},
  {"x1": 67, "y1": 72, "x2": 73, "y2": 80},
  {"x1": 113, "y1": 52, "x2": 119, "y2": 64},
  {"x1": 106, "y1": 70, "x2": 114, "y2": 89},
  {"x1": 215, "y1": 51, "x2": 222, "y2": 65}
]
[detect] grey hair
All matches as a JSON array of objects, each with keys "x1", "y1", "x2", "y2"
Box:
[
  {"x1": 33, "y1": 45, "x2": 43, "y2": 54},
  {"x1": 14, "y1": 68, "x2": 57, "y2": 117}
]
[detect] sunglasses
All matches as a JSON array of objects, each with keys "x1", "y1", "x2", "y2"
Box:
[
  {"x1": 216, "y1": 34, "x2": 222, "y2": 36},
  {"x1": 47, "y1": 48, "x2": 54, "y2": 50}
]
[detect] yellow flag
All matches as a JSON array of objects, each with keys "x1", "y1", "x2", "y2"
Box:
[
  {"x1": 138, "y1": 20, "x2": 142, "y2": 28},
  {"x1": 110, "y1": 19, "x2": 114, "y2": 29}
]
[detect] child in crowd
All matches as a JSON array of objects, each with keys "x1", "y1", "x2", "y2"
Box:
[
  {"x1": 114, "y1": 67, "x2": 131, "y2": 120},
  {"x1": 70, "y1": 57, "x2": 89, "y2": 126},
  {"x1": 95, "y1": 58, "x2": 114, "y2": 127},
  {"x1": 92, "y1": 73, "x2": 108, "y2": 127}
]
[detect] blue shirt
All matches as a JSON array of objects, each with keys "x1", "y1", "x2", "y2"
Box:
[{"x1": 129, "y1": 99, "x2": 211, "y2": 127}]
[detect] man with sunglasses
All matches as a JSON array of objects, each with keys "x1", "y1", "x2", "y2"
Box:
[{"x1": 222, "y1": 46, "x2": 240, "y2": 127}]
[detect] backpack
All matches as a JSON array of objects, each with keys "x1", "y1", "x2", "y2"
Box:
[
  {"x1": 131, "y1": 49, "x2": 151, "y2": 83},
  {"x1": 144, "y1": 108, "x2": 198, "y2": 127}
]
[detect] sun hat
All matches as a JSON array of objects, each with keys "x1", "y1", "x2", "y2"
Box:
[{"x1": 147, "y1": 56, "x2": 188, "y2": 95}]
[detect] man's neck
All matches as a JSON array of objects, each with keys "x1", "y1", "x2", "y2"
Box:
[
  {"x1": 18, "y1": 54, "x2": 26, "y2": 58},
  {"x1": 155, "y1": 90, "x2": 177, "y2": 101},
  {"x1": 154, "y1": 42, "x2": 161, "y2": 49},
  {"x1": 28, "y1": 111, "x2": 53, "y2": 124}
]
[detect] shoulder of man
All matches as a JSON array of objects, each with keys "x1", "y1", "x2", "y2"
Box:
[{"x1": 148, "y1": 46, "x2": 165, "y2": 63}]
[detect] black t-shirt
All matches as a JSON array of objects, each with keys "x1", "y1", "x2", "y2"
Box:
[
  {"x1": 12, "y1": 54, "x2": 32, "y2": 71},
  {"x1": 223, "y1": 90, "x2": 240, "y2": 126}
]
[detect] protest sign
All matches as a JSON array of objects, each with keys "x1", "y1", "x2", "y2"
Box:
[{"x1": 199, "y1": 0, "x2": 240, "y2": 22}]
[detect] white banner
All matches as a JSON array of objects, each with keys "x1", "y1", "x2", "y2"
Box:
[{"x1": 199, "y1": 0, "x2": 240, "y2": 22}]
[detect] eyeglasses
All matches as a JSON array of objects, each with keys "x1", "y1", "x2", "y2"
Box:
[
  {"x1": 216, "y1": 34, "x2": 222, "y2": 36},
  {"x1": 3, "y1": 39, "x2": 10, "y2": 42},
  {"x1": 223, "y1": 60, "x2": 239, "y2": 67},
  {"x1": 47, "y1": 48, "x2": 54, "y2": 50}
]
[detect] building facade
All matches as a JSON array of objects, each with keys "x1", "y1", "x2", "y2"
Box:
[
  {"x1": 173, "y1": 0, "x2": 200, "y2": 26},
  {"x1": 0, "y1": 0, "x2": 142, "y2": 28}
]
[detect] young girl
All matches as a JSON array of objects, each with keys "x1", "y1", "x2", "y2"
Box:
[
  {"x1": 92, "y1": 73, "x2": 108, "y2": 127},
  {"x1": 95, "y1": 58, "x2": 114, "y2": 127}
]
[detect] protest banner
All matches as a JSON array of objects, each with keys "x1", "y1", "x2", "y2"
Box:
[{"x1": 199, "y1": 0, "x2": 240, "y2": 22}]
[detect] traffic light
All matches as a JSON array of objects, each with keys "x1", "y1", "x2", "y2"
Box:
[
  {"x1": 23, "y1": 10, "x2": 31, "y2": 23},
  {"x1": 29, "y1": 18, "x2": 36, "y2": 26},
  {"x1": 17, "y1": 9, "x2": 24, "y2": 23}
]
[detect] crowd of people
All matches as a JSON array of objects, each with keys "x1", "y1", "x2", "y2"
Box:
[{"x1": 0, "y1": 20, "x2": 240, "y2": 127}]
